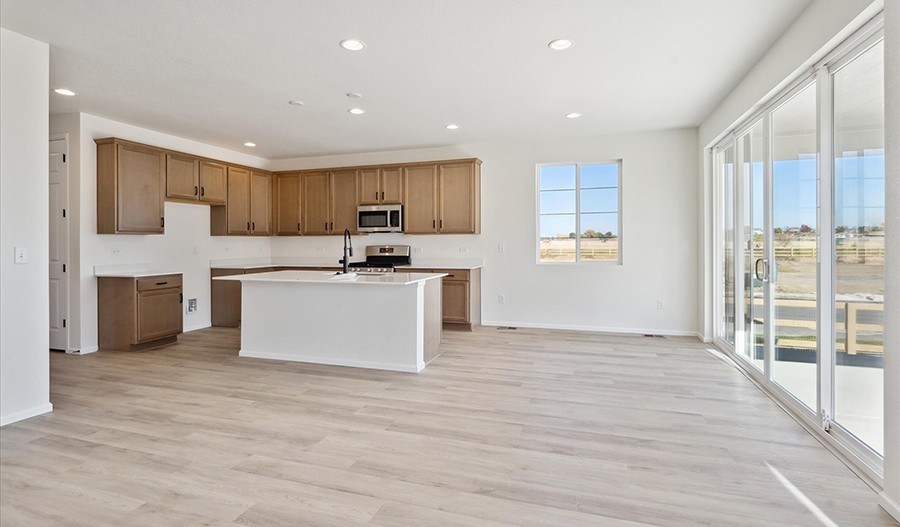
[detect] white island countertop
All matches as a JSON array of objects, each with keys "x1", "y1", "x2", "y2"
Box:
[
  {"x1": 214, "y1": 270, "x2": 447, "y2": 286},
  {"x1": 209, "y1": 257, "x2": 483, "y2": 270}
]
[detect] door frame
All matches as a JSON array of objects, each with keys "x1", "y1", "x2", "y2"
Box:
[{"x1": 49, "y1": 133, "x2": 71, "y2": 353}]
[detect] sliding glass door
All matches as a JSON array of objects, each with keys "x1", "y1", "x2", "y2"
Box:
[{"x1": 714, "y1": 16, "x2": 885, "y2": 472}]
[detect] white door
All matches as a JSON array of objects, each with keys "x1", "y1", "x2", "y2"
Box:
[{"x1": 49, "y1": 138, "x2": 69, "y2": 351}]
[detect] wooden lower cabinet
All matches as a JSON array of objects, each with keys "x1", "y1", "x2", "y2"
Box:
[
  {"x1": 210, "y1": 268, "x2": 274, "y2": 327},
  {"x1": 98, "y1": 274, "x2": 183, "y2": 351}
]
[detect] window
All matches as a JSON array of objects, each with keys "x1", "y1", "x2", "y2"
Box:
[{"x1": 537, "y1": 162, "x2": 621, "y2": 263}]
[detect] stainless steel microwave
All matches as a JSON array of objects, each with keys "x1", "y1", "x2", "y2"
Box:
[{"x1": 357, "y1": 205, "x2": 403, "y2": 233}]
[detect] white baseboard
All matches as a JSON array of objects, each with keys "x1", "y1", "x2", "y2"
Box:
[
  {"x1": 881, "y1": 492, "x2": 900, "y2": 523},
  {"x1": 239, "y1": 349, "x2": 421, "y2": 373},
  {"x1": 184, "y1": 323, "x2": 212, "y2": 333},
  {"x1": 481, "y1": 320, "x2": 702, "y2": 339},
  {"x1": 0, "y1": 402, "x2": 53, "y2": 427}
]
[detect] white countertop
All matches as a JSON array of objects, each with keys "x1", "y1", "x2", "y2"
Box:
[
  {"x1": 209, "y1": 257, "x2": 483, "y2": 270},
  {"x1": 94, "y1": 263, "x2": 182, "y2": 278},
  {"x1": 214, "y1": 270, "x2": 447, "y2": 286}
]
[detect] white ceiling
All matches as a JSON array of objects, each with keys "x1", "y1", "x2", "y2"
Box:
[{"x1": 1, "y1": 0, "x2": 813, "y2": 159}]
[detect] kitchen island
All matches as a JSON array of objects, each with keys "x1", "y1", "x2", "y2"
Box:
[{"x1": 214, "y1": 270, "x2": 446, "y2": 372}]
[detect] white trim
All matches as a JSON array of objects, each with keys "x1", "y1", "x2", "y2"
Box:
[
  {"x1": 879, "y1": 492, "x2": 900, "y2": 523},
  {"x1": 481, "y1": 321, "x2": 701, "y2": 338},
  {"x1": 70, "y1": 346, "x2": 98, "y2": 355},
  {"x1": 815, "y1": 12, "x2": 885, "y2": 70},
  {"x1": 184, "y1": 323, "x2": 212, "y2": 333},
  {"x1": 238, "y1": 349, "x2": 422, "y2": 373},
  {"x1": 0, "y1": 403, "x2": 53, "y2": 427}
]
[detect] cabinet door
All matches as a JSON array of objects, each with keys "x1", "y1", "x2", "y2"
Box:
[
  {"x1": 439, "y1": 162, "x2": 476, "y2": 233},
  {"x1": 330, "y1": 169, "x2": 359, "y2": 234},
  {"x1": 199, "y1": 160, "x2": 227, "y2": 204},
  {"x1": 227, "y1": 167, "x2": 252, "y2": 235},
  {"x1": 380, "y1": 167, "x2": 403, "y2": 204},
  {"x1": 275, "y1": 173, "x2": 301, "y2": 235},
  {"x1": 137, "y1": 289, "x2": 183, "y2": 342},
  {"x1": 403, "y1": 165, "x2": 438, "y2": 233},
  {"x1": 441, "y1": 280, "x2": 470, "y2": 323},
  {"x1": 250, "y1": 171, "x2": 272, "y2": 235},
  {"x1": 358, "y1": 167, "x2": 380, "y2": 205},
  {"x1": 166, "y1": 153, "x2": 199, "y2": 201},
  {"x1": 301, "y1": 172, "x2": 331, "y2": 235},
  {"x1": 211, "y1": 269, "x2": 243, "y2": 327},
  {"x1": 117, "y1": 143, "x2": 165, "y2": 233}
]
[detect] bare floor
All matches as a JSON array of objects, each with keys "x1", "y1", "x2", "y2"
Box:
[{"x1": 1, "y1": 327, "x2": 896, "y2": 526}]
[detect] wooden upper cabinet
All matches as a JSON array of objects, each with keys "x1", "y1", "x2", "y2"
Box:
[
  {"x1": 301, "y1": 172, "x2": 330, "y2": 235},
  {"x1": 381, "y1": 166, "x2": 403, "y2": 204},
  {"x1": 439, "y1": 161, "x2": 479, "y2": 234},
  {"x1": 275, "y1": 173, "x2": 302, "y2": 235},
  {"x1": 358, "y1": 167, "x2": 402, "y2": 205},
  {"x1": 250, "y1": 171, "x2": 272, "y2": 236},
  {"x1": 166, "y1": 153, "x2": 199, "y2": 201},
  {"x1": 403, "y1": 164, "x2": 438, "y2": 234},
  {"x1": 199, "y1": 160, "x2": 227, "y2": 204},
  {"x1": 330, "y1": 169, "x2": 359, "y2": 234},
  {"x1": 358, "y1": 168, "x2": 380, "y2": 205},
  {"x1": 226, "y1": 167, "x2": 252, "y2": 235},
  {"x1": 96, "y1": 139, "x2": 166, "y2": 234}
]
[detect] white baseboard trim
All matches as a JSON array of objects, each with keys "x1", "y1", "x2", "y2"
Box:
[
  {"x1": 481, "y1": 320, "x2": 702, "y2": 339},
  {"x1": 880, "y1": 492, "x2": 900, "y2": 523},
  {"x1": 184, "y1": 323, "x2": 212, "y2": 333},
  {"x1": 239, "y1": 349, "x2": 421, "y2": 373},
  {"x1": 1, "y1": 402, "x2": 53, "y2": 427}
]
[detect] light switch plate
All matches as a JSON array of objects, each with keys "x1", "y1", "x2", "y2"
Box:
[{"x1": 14, "y1": 247, "x2": 28, "y2": 264}]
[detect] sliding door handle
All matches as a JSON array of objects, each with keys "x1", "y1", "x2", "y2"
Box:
[{"x1": 754, "y1": 258, "x2": 770, "y2": 282}]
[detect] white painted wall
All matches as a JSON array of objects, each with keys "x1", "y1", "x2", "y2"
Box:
[
  {"x1": 52, "y1": 113, "x2": 273, "y2": 353},
  {"x1": 270, "y1": 128, "x2": 700, "y2": 336},
  {"x1": 0, "y1": 28, "x2": 52, "y2": 425},
  {"x1": 881, "y1": 0, "x2": 899, "y2": 520}
]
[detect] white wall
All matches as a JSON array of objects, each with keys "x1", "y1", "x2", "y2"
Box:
[
  {"x1": 54, "y1": 113, "x2": 272, "y2": 352},
  {"x1": 270, "y1": 128, "x2": 700, "y2": 336},
  {"x1": 0, "y1": 29, "x2": 52, "y2": 425}
]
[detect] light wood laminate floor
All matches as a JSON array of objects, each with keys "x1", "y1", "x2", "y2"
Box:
[{"x1": 1, "y1": 327, "x2": 896, "y2": 526}]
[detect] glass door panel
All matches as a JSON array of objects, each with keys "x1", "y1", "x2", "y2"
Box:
[
  {"x1": 720, "y1": 145, "x2": 736, "y2": 345},
  {"x1": 832, "y1": 41, "x2": 885, "y2": 454},
  {"x1": 738, "y1": 122, "x2": 764, "y2": 371},
  {"x1": 770, "y1": 83, "x2": 818, "y2": 410}
]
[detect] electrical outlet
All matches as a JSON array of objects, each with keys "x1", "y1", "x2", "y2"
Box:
[
  {"x1": 317, "y1": 246, "x2": 325, "y2": 252},
  {"x1": 192, "y1": 246, "x2": 199, "y2": 255},
  {"x1": 498, "y1": 294, "x2": 505, "y2": 303},
  {"x1": 414, "y1": 247, "x2": 424, "y2": 254},
  {"x1": 459, "y1": 247, "x2": 469, "y2": 253},
  {"x1": 224, "y1": 247, "x2": 230, "y2": 252},
  {"x1": 498, "y1": 244, "x2": 505, "y2": 253},
  {"x1": 657, "y1": 300, "x2": 664, "y2": 310},
  {"x1": 111, "y1": 248, "x2": 122, "y2": 256},
  {"x1": 14, "y1": 247, "x2": 28, "y2": 264},
  {"x1": 186, "y1": 298, "x2": 198, "y2": 313}
]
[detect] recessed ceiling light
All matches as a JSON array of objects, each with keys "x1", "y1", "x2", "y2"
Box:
[
  {"x1": 54, "y1": 88, "x2": 76, "y2": 96},
  {"x1": 565, "y1": 112, "x2": 581, "y2": 119},
  {"x1": 244, "y1": 142, "x2": 256, "y2": 147},
  {"x1": 548, "y1": 39, "x2": 573, "y2": 51},
  {"x1": 288, "y1": 100, "x2": 304, "y2": 106},
  {"x1": 445, "y1": 124, "x2": 459, "y2": 130},
  {"x1": 346, "y1": 93, "x2": 362, "y2": 99},
  {"x1": 340, "y1": 39, "x2": 365, "y2": 51},
  {"x1": 348, "y1": 108, "x2": 365, "y2": 115}
]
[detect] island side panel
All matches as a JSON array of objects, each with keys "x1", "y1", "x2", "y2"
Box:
[
  {"x1": 239, "y1": 280, "x2": 423, "y2": 372},
  {"x1": 423, "y1": 278, "x2": 442, "y2": 364}
]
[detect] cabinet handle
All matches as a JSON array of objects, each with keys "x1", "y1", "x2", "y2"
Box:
[
  {"x1": 252, "y1": 222, "x2": 255, "y2": 231},
  {"x1": 433, "y1": 220, "x2": 436, "y2": 229},
  {"x1": 447, "y1": 274, "x2": 454, "y2": 278},
  {"x1": 156, "y1": 282, "x2": 168, "y2": 286},
  {"x1": 375, "y1": 192, "x2": 378, "y2": 200},
  {"x1": 161, "y1": 217, "x2": 165, "y2": 228},
  {"x1": 330, "y1": 222, "x2": 333, "y2": 231},
  {"x1": 298, "y1": 222, "x2": 301, "y2": 231},
  {"x1": 201, "y1": 187, "x2": 205, "y2": 197},
  {"x1": 381, "y1": 191, "x2": 384, "y2": 200},
  {"x1": 325, "y1": 222, "x2": 327, "y2": 231},
  {"x1": 247, "y1": 222, "x2": 250, "y2": 230},
  {"x1": 194, "y1": 186, "x2": 198, "y2": 195},
  {"x1": 179, "y1": 293, "x2": 183, "y2": 303},
  {"x1": 440, "y1": 219, "x2": 443, "y2": 229}
]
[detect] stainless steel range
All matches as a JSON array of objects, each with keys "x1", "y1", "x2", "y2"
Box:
[{"x1": 348, "y1": 245, "x2": 411, "y2": 274}]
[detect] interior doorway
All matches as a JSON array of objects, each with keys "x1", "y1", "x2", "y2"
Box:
[{"x1": 49, "y1": 135, "x2": 69, "y2": 351}]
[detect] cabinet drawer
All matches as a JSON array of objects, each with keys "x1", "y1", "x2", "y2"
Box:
[
  {"x1": 430, "y1": 269, "x2": 469, "y2": 282},
  {"x1": 136, "y1": 274, "x2": 183, "y2": 292}
]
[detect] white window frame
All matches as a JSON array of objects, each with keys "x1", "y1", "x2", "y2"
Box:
[{"x1": 535, "y1": 160, "x2": 623, "y2": 265}]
